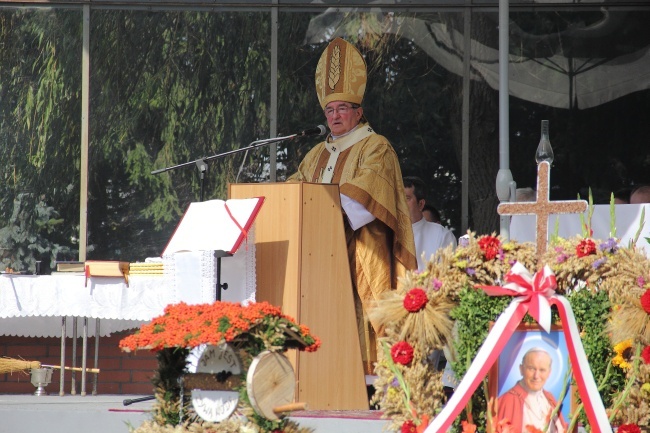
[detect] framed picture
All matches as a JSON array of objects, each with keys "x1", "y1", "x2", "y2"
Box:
[{"x1": 488, "y1": 323, "x2": 574, "y2": 428}]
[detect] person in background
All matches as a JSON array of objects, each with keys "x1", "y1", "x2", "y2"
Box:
[
  {"x1": 630, "y1": 185, "x2": 650, "y2": 204},
  {"x1": 422, "y1": 203, "x2": 442, "y2": 224},
  {"x1": 516, "y1": 187, "x2": 536, "y2": 202},
  {"x1": 288, "y1": 37, "x2": 417, "y2": 374},
  {"x1": 403, "y1": 176, "x2": 456, "y2": 271},
  {"x1": 613, "y1": 188, "x2": 631, "y2": 204}
]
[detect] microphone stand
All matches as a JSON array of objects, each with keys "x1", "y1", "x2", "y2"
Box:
[
  {"x1": 151, "y1": 133, "x2": 298, "y2": 176},
  {"x1": 151, "y1": 133, "x2": 299, "y2": 302}
]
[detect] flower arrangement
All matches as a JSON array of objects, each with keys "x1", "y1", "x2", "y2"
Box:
[
  {"x1": 120, "y1": 301, "x2": 320, "y2": 354},
  {"x1": 119, "y1": 301, "x2": 320, "y2": 433},
  {"x1": 370, "y1": 228, "x2": 650, "y2": 433}
]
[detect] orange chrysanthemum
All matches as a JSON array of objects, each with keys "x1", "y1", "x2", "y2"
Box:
[{"x1": 119, "y1": 301, "x2": 319, "y2": 354}]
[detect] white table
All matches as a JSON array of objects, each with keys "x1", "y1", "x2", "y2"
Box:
[
  {"x1": 0, "y1": 274, "x2": 180, "y2": 335},
  {"x1": 0, "y1": 248, "x2": 256, "y2": 396},
  {"x1": 0, "y1": 272, "x2": 201, "y2": 396},
  {"x1": 510, "y1": 203, "x2": 650, "y2": 256}
]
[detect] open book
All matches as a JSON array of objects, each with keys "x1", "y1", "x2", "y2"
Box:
[{"x1": 162, "y1": 197, "x2": 264, "y2": 256}]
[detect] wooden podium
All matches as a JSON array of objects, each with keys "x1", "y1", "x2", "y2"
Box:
[{"x1": 228, "y1": 182, "x2": 368, "y2": 410}]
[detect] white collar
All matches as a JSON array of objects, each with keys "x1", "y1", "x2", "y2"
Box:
[{"x1": 330, "y1": 124, "x2": 360, "y2": 140}]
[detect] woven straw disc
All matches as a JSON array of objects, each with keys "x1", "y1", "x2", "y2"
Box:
[{"x1": 246, "y1": 351, "x2": 295, "y2": 420}]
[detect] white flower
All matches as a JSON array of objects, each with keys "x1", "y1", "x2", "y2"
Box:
[
  {"x1": 573, "y1": 279, "x2": 587, "y2": 292},
  {"x1": 240, "y1": 424, "x2": 260, "y2": 433}
]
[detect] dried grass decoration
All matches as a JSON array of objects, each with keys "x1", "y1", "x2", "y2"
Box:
[
  {"x1": 370, "y1": 277, "x2": 455, "y2": 351},
  {"x1": 369, "y1": 229, "x2": 650, "y2": 433},
  {"x1": 0, "y1": 357, "x2": 100, "y2": 374},
  {"x1": 0, "y1": 357, "x2": 40, "y2": 374}
]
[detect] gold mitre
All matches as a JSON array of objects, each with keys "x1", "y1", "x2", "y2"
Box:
[{"x1": 315, "y1": 37, "x2": 367, "y2": 109}]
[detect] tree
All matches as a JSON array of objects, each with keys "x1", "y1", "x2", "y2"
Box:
[
  {"x1": 2, "y1": 6, "x2": 650, "y2": 268},
  {"x1": 0, "y1": 9, "x2": 82, "y2": 270}
]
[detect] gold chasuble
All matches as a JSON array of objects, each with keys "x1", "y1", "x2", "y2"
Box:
[{"x1": 288, "y1": 123, "x2": 417, "y2": 370}]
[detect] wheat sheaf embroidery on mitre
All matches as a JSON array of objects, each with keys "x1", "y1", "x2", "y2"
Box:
[{"x1": 328, "y1": 45, "x2": 341, "y2": 90}]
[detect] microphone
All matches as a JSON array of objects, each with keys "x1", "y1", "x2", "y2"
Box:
[{"x1": 297, "y1": 125, "x2": 327, "y2": 137}]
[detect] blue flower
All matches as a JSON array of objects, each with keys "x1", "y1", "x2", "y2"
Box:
[
  {"x1": 599, "y1": 238, "x2": 619, "y2": 254},
  {"x1": 592, "y1": 257, "x2": 607, "y2": 269},
  {"x1": 466, "y1": 268, "x2": 476, "y2": 276}
]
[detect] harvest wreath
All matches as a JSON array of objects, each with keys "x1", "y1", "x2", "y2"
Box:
[
  {"x1": 119, "y1": 301, "x2": 320, "y2": 433},
  {"x1": 370, "y1": 229, "x2": 650, "y2": 433}
]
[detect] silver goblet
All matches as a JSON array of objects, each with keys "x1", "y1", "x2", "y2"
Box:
[{"x1": 30, "y1": 367, "x2": 53, "y2": 396}]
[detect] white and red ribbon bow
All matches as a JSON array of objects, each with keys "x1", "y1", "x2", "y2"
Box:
[
  {"x1": 482, "y1": 262, "x2": 557, "y2": 333},
  {"x1": 424, "y1": 264, "x2": 611, "y2": 433}
]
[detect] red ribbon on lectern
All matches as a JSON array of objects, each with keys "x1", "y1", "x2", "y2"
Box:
[
  {"x1": 425, "y1": 262, "x2": 611, "y2": 433},
  {"x1": 224, "y1": 202, "x2": 248, "y2": 251}
]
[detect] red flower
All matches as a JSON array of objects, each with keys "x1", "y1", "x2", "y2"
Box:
[
  {"x1": 403, "y1": 288, "x2": 428, "y2": 312},
  {"x1": 391, "y1": 341, "x2": 414, "y2": 365},
  {"x1": 494, "y1": 419, "x2": 515, "y2": 433},
  {"x1": 401, "y1": 420, "x2": 417, "y2": 433},
  {"x1": 478, "y1": 236, "x2": 501, "y2": 260},
  {"x1": 461, "y1": 420, "x2": 477, "y2": 433},
  {"x1": 642, "y1": 346, "x2": 650, "y2": 364},
  {"x1": 618, "y1": 424, "x2": 642, "y2": 433},
  {"x1": 576, "y1": 239, "x2": 596, "y2": 257},
  {"x1": 304, "y1": 336, "x2": 321, "y2": 352},
  {"x1": 641, "y1": 290, "x2": 650, "y2": 314}
]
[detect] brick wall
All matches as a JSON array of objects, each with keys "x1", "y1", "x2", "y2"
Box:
[{"x1": 0, "y1": 331, "x2": 158, "y2": 395}]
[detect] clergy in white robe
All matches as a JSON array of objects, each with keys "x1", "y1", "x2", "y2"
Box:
[
  {"x1": 403, "y1": 176, "x2": 456, "y2": 270},
  {"x1": 411, "y1": 218, "x2": 457, "y2": 271}
]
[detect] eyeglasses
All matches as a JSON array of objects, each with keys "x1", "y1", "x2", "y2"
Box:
[{"x1": 324, "y1": 104, "x2": 359, "y2": 117}]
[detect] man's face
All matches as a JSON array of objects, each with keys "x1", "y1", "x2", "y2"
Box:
[
  {"x1": 324, "y1": 101, "x2": 362, "y2": 136},
  {"x1": 404, "y1": 186, "x2": 424, "y2": 223},
  {"x1": 519, "y1": 351, "x2": 552, "y2": 392}
]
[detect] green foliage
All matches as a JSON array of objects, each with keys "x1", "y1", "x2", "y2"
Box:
[
  {"x1": 0, "y1": 193, "x2": 75, "y2": 273},
  {"x1": 6, "y1": 8, "x2": 649, "y2": 265},
  {"x1": 0, "y1": 9, "x2": 81, "y2": 266},
  {"x1": 0, "y1": 9, "x2": 276, "y2": 262},
  {"x1": 451, "y1": 284, "x2": 626, "y2": 431},
  {"x1": 152, "y1": 347, "x2": 191, "y2": 426},
  {"x1": 450, "y1": 287, "x2": 511, "y2": 378},
  {"x1": 567, "y1": 288, "x2": 626, "y2": 410},
  {"x1": 85, "y1": 11, "x2": 274, "y2": 259},
  {"x1": 0, "y1": 9, "x2": 467, "y2": 261},
  {"x1": 238, "y1": 385, "x2": 288, "y2": 433},
  {"x1": 449, "y1": 287, "x2": 510, "y2": 430}
]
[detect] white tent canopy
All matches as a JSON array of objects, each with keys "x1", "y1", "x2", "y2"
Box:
[{"x1": 306, "y1": 10, "x2": 650, "y2": 110}]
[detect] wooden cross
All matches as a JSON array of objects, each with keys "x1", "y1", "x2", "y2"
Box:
[{"x1": 498, "y1": 161, "x2": 588, "y2": 266}]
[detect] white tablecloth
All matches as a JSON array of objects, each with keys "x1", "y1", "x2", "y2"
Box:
[
  {"x1": 0, "y1": 274, "x2": 185, "y2": 338},
  {"x1": 510, "y1": 203, "x2": 650, "y2": 256},
  {"x1": 0, "y1": 248, "x2": 256, "y2": 338}
]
